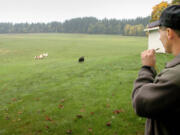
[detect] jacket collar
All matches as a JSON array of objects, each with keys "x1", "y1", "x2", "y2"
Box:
[{"x1": 165, "y1": 54, "x2": 180, "y2": 68}]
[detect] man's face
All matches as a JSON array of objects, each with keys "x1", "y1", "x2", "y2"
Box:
[{"x1": 159, "y1": 27, "x2": 171, "y2": 53}]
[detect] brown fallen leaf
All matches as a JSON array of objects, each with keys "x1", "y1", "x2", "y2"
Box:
[
  {"x1": 45, "y1": 125, "x2": 50, "y2": 129},
  {"x1": 58, "y1": 104, "x2": 64, "y2": 109},
  {"x1": 66, "y1": 129, "x2": 72, "y2": 134},
  {"x1": 42, "y1": 109, "x2": 46, "y2": 112},
  {"x1": 18, "y1": 111, "x2": 23, "y2": 115},
  {"x1": 5, "y1": 116, "x2": 10, "y2": 120},
  {"x1": 36, "y1": 130, "x2": 42, "y2": 134},
  {"x1": 113, "y1": 109, "x2": 124, "y2": 114},
  {"x1": 45, "y1": 116, "x2": 52, "y2": 121},
  {"x1": 90, "y1": 112, "x2": 94, "y2": 115},
  {"x1": 88, "y1": 128, "x2": 93, "y2": 132},
  {"x1": 60, "y1": 99, "x2": 65, "y2": 103},
  {"x1": 106, "y1": 104, "x2": 110, "y2": 108},
  {"x1": 76, "y1": 114, "x2": 83, "y2": 119},
  {"x1": 106, "y1": 121, "x2": 111, "y2": 127},
  {"x1": 12, "y1": 98, "x2": 17, "y2": 102}
]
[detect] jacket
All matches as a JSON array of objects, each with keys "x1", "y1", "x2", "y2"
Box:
[{"x1": 132, "y1": 54, "x2": 180, "y2": 135}]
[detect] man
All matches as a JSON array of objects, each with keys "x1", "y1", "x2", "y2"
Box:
[{"x1": 132, "y1": 5, "x2": 180, "y2": 135}]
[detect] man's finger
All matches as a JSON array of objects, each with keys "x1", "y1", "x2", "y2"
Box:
[{"x1": 151, "y1": 49, "x2": 155, "y2": 54}]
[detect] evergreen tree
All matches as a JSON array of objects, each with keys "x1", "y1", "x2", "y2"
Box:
[
  {"x1": 0, "y1": 16, "x2": 150, "y2": 36},
  {"x1": 172, "y1": 0, "x2": 180, "y2": 4}
]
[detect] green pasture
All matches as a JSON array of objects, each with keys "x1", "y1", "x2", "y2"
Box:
[{"x1": 0, "y1": 34, "x2": 173, "y2": 135}]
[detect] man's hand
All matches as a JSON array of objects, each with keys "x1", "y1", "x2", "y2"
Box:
[{"x1": 141, "y1": 49, "x2": 156, "y2": 67}]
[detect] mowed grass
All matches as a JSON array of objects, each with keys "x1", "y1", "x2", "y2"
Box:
[{"x1": 0, "y1": 34, "x2": 173, "y2": 135}]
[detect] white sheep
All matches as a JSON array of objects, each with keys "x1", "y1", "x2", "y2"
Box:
[
  {"x1": 42, "y1": 53, "x2": 48, "y2": 57},
  {"x1": 34, "y1": 54, "x2": 44, "y2": 60},
  {"x1": 34, "y1": 53, "x2": 48, "y2": 60}
]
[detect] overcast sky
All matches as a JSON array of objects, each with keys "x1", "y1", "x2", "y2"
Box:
[{"x1": 0, "y1": 0, "x2": 172, "y2": 23}]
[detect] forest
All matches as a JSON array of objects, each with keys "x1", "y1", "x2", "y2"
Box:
[{"x1": 0, "y1": 16, "x2": 150, "y2": 36}]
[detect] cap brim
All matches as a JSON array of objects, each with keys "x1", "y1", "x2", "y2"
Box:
[
  {"x1": 148, "y1": 20, "x2": 161, "y2": 28},
  {"x1": 156, "y1": 20, "x2": 161, "y2": 26}
]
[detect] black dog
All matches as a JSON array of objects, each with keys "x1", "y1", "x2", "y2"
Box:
[{"x1": 78, "y1": 56, "x2": 84, "y2": 63}]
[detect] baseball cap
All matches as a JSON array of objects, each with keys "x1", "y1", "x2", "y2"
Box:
[{"x1": 158, "y1": 5, "x2": 180, "y2": 30}]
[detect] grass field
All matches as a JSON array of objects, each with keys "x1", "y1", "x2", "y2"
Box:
[{"x1": 0, "y1": 34, "x2": 173, "y2": 135}]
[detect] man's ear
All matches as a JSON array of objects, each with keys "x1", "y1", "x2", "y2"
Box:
[{"x1": 167, "y1": 28, "x2": 174, "y2": 40}]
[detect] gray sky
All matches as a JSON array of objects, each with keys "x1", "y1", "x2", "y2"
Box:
[{"x1": 0, "y1": 0, "x2": 171, "y2": 23}]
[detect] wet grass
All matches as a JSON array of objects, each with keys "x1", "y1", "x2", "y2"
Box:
[{"x1": 0, "y1": 33, "x2": 173, "y2": 135}]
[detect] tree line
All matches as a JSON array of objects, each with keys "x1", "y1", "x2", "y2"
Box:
[{"x1": 0, "y1": 16, "x2": 150, "y2": 36}]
